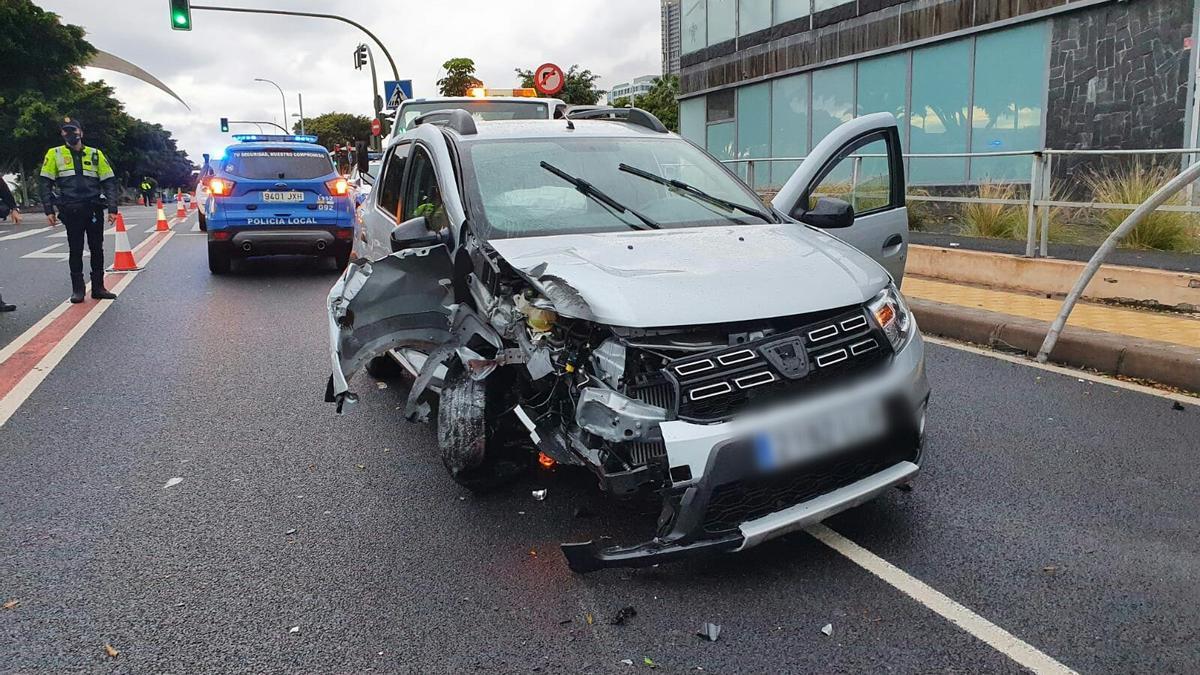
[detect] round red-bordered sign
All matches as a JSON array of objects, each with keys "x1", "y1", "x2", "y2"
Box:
[
  {"x1": 533, "y1": 63, "x2": 565, "y2": 97},
  {"x1": 370, "y1": 118, "x2": 382, "y2": 136}
]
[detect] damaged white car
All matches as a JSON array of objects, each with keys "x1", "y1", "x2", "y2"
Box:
[{"x1": 326, "y1": 108, "x2": 930, "y2": 572}]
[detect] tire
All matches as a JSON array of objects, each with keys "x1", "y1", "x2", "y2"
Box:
[
  {"x1": 436, "y1": 367, "x2": 527, "y2": 493},
  {"x1": 333, "y1": 249, "x2": 351, "y2": 270},
  {"x1": 207, "y1": 243, "x2": 230, "y2": 275}
]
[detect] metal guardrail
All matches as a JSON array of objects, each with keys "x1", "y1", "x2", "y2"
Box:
[{"x1": 722, "y1": 148, "x2": 1200, "y2": 259}]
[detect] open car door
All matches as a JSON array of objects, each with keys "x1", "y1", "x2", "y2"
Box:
[
  {"x1": 771, "y1": 112, "x2": 909, "y2": 283},
  {"x1": 325, "y1": 247, "x2": 454, "y2": 412}
]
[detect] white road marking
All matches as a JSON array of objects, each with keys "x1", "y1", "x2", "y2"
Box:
[
  {"x1": 0, "y1": 231, "x2": 175, "y2": 428},
  {"x1": 807, "y1": 524, "x2": 1077, "y2": 674},
  {"x1": 20, "y1": 243, "x2": 85, "y2": 261},
  {"x1": 190, "y1": 220, "x2": 200, "y2": 232},
  {"x1": 924, "y1": 335, "x2": 1198, "y2": 407},
  {"x1": 0, "y1": 226, "x2": 53, "y2": 241},
  {"x1": 49, "y1": 226, "x2": 115, "y2": 238}
]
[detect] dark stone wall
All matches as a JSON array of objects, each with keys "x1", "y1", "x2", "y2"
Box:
[{"x1": 1046, "y1": 0, "x2": 1194, "y2": 180}]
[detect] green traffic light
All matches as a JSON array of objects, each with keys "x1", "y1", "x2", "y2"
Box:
[{"x1": 173, "y1": 13, "x2": 187, "y2": 25}]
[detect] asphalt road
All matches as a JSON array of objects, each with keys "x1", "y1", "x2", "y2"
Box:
[{"x1": 1, "y1": 231, "x2": 1197, "y2": 673}]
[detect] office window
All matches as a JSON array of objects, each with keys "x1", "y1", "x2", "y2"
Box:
[
  {"x1": 707, "y1": 122, "x2": 735, "y2": 161},
  {"x1": 857, "y1": 52, "x2": 909, "y2": 184},
  {"x1": 910, "y1": 38, "x2": 971, "y2": 184},
  {"x1": 970, "y1": 22, "x2": 1049, "y2": 181},
  {"x1": 814, "y1": 0, "x2": 852, "y2": 11},
  {"x1": 682, "y1": 0, "x2": 706, "y2": 54},
  {"x1": 680, "y1": 96, "x2": 706, "y2": 146},
  {"x1": 770, "y1": 73, "x2": 809, "y2": 187},
  {"x1": 740, "y1": 0, "x2": 772, "y2": 35},
  {"x1": 774, "y1": 0, "x2": 810, "y2": 23},
  {"x1": 811, "y1": 63, "x2": 855, "y2": 146},
  {"x1": 707, "y1": 89, "x2": 736, "y2": 122},
  {"x1": 736, "y1": 83, "x2": 771, "y2": 188},
  {"x1": 708, "y1": 0, "x2": 736, "y2": 45}
]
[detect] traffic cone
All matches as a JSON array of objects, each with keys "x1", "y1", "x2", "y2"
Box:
[
  {"x1": 155, "y1": 200, "x2": 170, "y2": 231},
  {"x1": 137, "y1": 194, "x2": 145, "y2": 206},
  {"x1": 175, "y1": 192, "x2": 186, "y2": 219},
  {"x1": 190, "y1": 193, "x2": 198, "y2": 210},
  {"x1": 108, "y1": 214, "x2": 141, "y2": 272}
]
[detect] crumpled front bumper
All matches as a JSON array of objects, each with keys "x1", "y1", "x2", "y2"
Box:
[{"x1": 562, "y1": 331, "x2": 929, "y2": 573}]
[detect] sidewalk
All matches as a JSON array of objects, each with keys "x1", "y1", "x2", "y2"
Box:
[{"x1": 905, "y1": 276, "x2": 1200, "y2": 392}]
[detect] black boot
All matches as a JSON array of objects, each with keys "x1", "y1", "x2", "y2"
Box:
[
  {"x1": 70, "y1": 276, "x2": 86, "y2": 304},
  {"x1": 0, "y1": 293, "x2": 14, "y2": 312},
  {"x1": 91, "y1": 275, "x2": 116, "y2": 300}
]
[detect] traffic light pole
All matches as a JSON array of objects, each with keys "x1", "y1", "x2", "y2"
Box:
[
  {"x1": 190, "y1": 5, "x2": 400, "y2": 85},
  {"x1": 228, "y1": 120, "x2": 289, "y2": 133}
]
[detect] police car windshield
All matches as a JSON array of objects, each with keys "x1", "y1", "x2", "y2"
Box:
[
  {"x1": 460, "y1": 137, "x2": 772, "y2": 240},
  {"x1": 401, "y1": 101, "x2": 549, "y2": 129},
  {"x1": 224, "y1": 149, "x2": 334, "y2": 180}
]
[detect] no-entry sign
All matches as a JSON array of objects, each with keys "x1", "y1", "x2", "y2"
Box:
[
  {"x1": 533, "y1": 63, "x2": 565, "y2": 97},
  {"x1": 370, "y1": 118, "x2": 382, "y2": 136}
]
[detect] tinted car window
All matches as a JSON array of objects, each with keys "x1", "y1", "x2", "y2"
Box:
[
  {"x1": 224, "y1": 150, "x2": 333, "y2": 180},
  {"x1": 402, "y1": 147, "x2": 449, "y2": 233},
  {"x1": 376, "y1": 145, "x2": 409, "y2": 220}
]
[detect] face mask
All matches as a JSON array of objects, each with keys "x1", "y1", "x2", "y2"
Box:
[{"x1": 65, "y1": 132, "x2": 81, "y2": 145}]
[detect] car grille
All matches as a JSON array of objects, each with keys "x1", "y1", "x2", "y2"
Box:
[
  {"x1": 661, "y1": 308, "x2": 889, "y2": 423},
  {"x1": 700, "y1": 439, "x2": 914, "y2": 534}
]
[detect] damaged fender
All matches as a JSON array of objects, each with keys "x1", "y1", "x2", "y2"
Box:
[
  {"x1": 403, "y1": 305, "x2": 504, "y2": 422},
  {"x1": 326, "y1": 246, "x2": 454, "y2": 413}
]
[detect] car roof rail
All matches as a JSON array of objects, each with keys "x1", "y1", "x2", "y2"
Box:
[
  {"x1": 565, "y1": 107, "x2": 669, "y2": 133},
  {"x1": 411, "y1": 109, "x2": 478, "y2": 135}
]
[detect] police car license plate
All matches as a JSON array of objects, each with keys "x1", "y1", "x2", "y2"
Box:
[
  {"x1": 262, "y1": 191, "x2": 304, "y2": 203},
  {"x1": 752, "y1": 398, "x2": 887, "y2": 472}
]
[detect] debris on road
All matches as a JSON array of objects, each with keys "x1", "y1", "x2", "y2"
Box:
[
  {"x1": 1042, "y1": 565, "x2": 1060, "y2": 574},
  {"x1": 609, "y1": 606, "x2": 637, "y2": 625},
  {"x1": 376, "y1": 381, "x2": 388, "y2": 389},
  {"x1": 1173, "y1": 401, "x2": 1186, "y2": 411},
  {"x1": 288, "y1": 626, "x2": 300, "y2": 634},
  {"x1": 696, "y1": 623, "x2": 721, "y2": 642},
  {"x1": 2, "y1": 599, "x2": 18, "y2": 610},
  {"x1": 285, "y1": 528, "x2": 297, "y2": 536},
  {"x1": 643, "y1": 657, "x2": 658, "y2": 668},
  {"x1": 531, "y1": 489, "x2": 547, "y2": 501},
  {"x1": 163, "y1": 477, "x2": 183, "y2": 489},
  {"x1": 620, "y1": 659, "x2": 633, "y2": 666},
  {"x1": 103, "y1": 644, "x2": 119, "y2": 659},
  {"x1": 820, "y1": 623, "x2": 833, "y2": 636},
  {"x1": 585, "y1": 612, "x2": 594, "y2": 625},
  {"x1": 356, "y1": 464, "x2": 366, "y2": 470}
]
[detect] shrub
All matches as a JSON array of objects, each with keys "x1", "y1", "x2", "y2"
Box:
[
  {"x1": 906, "y1": 188, "x2": 933, "y2": 231},
  {"x1": 1084, "y1": 163, "x2": 1197, "y2": 251},
  {"x1": 960, "y1": 181, "x2": 1025, "y2": 239}
]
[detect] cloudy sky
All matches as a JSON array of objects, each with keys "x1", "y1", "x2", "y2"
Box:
[{"x1": 36, "y1": 0, "x2": 662, "y2": 161}]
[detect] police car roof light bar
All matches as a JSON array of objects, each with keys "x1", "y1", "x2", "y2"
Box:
[{"x1": 232, "y1": 134, "x2": 320, "y2": 144}]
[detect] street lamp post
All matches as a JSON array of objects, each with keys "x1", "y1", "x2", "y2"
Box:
[{"x1": 253, "y1": 77, "x2": 288, "y2": 128}]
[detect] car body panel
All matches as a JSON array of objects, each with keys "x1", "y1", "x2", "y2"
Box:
[{"x1": 488, "y1": 224, "x2": 890, "y2": 327}]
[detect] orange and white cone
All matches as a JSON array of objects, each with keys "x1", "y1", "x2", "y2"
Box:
[
  {"x1": 137, "y1": 194, "x2": 145, "y2": 206},
  {"x1": 155, "y1": 200, "x2": 170, "y2": 232},
  {"x1": 175, "y1": 192, "x2": 186, "y2": 219},
  {"x1": 190, "y1": 193, "x2": 198, "y2": 210},
  {"x1": 108, "y1": 214, "x2": 141, "y2": 272}
]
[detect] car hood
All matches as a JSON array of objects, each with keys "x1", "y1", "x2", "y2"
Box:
[{"x1": 488, "y1": 224, "x2": 891, "y2": 328}]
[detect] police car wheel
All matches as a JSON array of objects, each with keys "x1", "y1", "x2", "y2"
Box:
[{"x1": 207, "y1": 244, "x2": 231, "y2": 275}]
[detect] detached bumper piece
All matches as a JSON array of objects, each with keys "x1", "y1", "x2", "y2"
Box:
[{"x1": 561, "y1": 533, "x2": 742, "y2": 573}]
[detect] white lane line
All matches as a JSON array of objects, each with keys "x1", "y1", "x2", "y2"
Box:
[
  {"x1": 924, "y1": 335, "x2": 1199, "y2": 407},
  {"x1": 190, "y1": 220, "x2": 200, "y2": 232},
  {"x1": 0, "y1": 226, "x2": 53, "y2": 241},
  {"x1": 0, "y1": 231, "x2": 175, "y2": 428},
  {"x1": 807, "y1": 524, "x2": 1077, "y2": 674}
]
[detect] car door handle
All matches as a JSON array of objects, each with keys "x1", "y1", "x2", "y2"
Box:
[{"x1": 882, "y1": 234, "x2": 904, "y2": 255}]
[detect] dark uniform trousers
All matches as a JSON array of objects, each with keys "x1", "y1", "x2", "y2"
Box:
[{"x1": 58, "y1": 203, "x2": 107, "y2": 282}]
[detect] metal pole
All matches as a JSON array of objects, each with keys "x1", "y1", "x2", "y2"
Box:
[
  {"x1": 254, "y1": 78, "x2": 287, "y2": 127},
  {"x1": 192, "y1": 5, "x2": 401, "y2": 87},
  {"x1": 747, "y1": 160, "x2": 755, "y2": 191},
  {"x1": 365, "y1": 45, "x2": 382, "y2": 152},
  {"x1": 228, "y1": 120, "x2": 288, "y2": 133},
  {"x1": 298, "y1": 93, "x2": 305, "y2": 135},
  {"x1": 1036, "y1": 160, "x2": 1200, "y2": 362},
  {"x1": 1024, "y1": 153, "x2": 1041, "y2": 258},
  {"x1": 1039, "y1": 154, "x2": 1053, "y2": 257}
]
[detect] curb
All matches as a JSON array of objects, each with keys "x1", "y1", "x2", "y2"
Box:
[{"x1": 910, "y1": 298, "x2": 1200, "y2": 393}]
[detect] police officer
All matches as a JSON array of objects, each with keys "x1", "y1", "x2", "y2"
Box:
[
  {"x1": 40, "y1": 117, "x2": 119, "y2": 304},
  {"x1": 139, "y1": 176, "x2": 157, "y2": 205}
]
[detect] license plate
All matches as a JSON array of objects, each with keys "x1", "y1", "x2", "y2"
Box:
[
  {"x1": 753, "y1": 399, "x2": 887, "y2": 471},
  {"x1": 262, "y1": 191, "x2": 304, "y2": 203}
]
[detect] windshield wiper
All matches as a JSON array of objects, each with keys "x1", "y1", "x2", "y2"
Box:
[
  {"x1": 540, "y1": 161, "x2": 660, "y2": 231},
  {"x1": 618, "y1": 163, "x2": 774, "y2": 224}
]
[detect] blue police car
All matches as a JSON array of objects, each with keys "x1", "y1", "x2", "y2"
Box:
[{"x1": 203, "y1": 135, "x2": 354, "y2": 274}]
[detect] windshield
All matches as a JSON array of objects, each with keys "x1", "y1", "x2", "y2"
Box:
[
  {"x1": 224, "y1": 149, "x2": 334, "y2": 180},
  {"x1": 460, "y1": 137, "x2": 772, "y2": 239},
  {"x1": 400, "y1": 100, "x2": 550, "y2": 129}
]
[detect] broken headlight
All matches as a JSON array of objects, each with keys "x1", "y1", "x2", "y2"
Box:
[{"x1": 868, "y1": 284, "x2": 912, "y2": 352}]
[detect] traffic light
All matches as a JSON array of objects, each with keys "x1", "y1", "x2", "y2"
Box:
[
  {"x1": 219, "y1": 117, "x2": 229, "y2": 133},
  {"x1": 353, "y1": 44, "x2": 368, "y2": 70},
  {"x1": 169, "y1": 0, "x2": 192, "y2": 31}
]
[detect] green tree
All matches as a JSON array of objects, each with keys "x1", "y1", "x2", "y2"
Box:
[
  {"x1": 291, "y1": 112, "x2": 372, "y2": 152},
  {"x1": 515, "y1": 65, "x2": 606, "y2": 105},
  {"x1": 437, "y1": 58, "x2": 483, "y2": 97},
  {"x1": 610, "y1": 75, "x2": 680, "y2": 132}
]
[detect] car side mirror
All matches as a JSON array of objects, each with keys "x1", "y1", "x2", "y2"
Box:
[
  {"x1": 390, "y1": 216, "x2": 441, "y2": 252},
  {"x1": 798, "y1": 196, "x2": 855, "y2": 229}
]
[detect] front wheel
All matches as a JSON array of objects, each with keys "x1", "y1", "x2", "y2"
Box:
[
  {"x1": 207, "y1": 243, "x2": 230, "y2": 274},
  {"x1": 437, "y1": 367, "x2": 527, "y2": 493}
]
